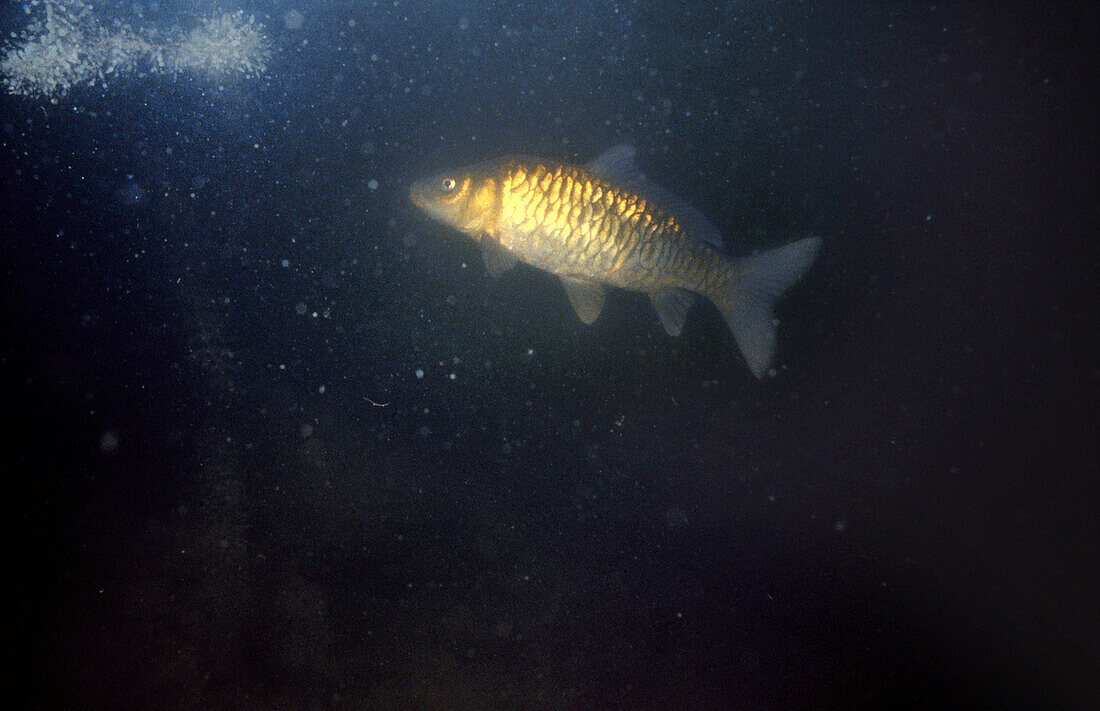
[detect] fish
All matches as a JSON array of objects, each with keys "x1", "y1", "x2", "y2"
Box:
[{"x1": 409, "y1": 144, "x2": 822, "y2": 377}]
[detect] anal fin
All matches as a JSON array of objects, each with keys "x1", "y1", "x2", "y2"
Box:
[
  {"x1": 560, "y1": 277, "x2": 605, "y2": 325},
  {"x1": 649, "y1": 288, "x2": 696, "y2": 336}
]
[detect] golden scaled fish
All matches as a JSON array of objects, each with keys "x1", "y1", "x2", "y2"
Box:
[{"x1": 409, "y1": 144, "x2": 821, "y2": 377}]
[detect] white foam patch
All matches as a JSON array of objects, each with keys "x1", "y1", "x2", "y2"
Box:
[{"x1": 1, "y1": 1, "x2": 271, "y2": 98}]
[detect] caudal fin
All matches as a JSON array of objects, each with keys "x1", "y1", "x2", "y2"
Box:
[{"x1": 713, "y1": 236, "x2": 822, "y2": 377}]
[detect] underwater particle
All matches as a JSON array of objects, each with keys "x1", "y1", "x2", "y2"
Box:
[
  {"x1": 280, "y1": 259, "x2": 289, "y2": 267},
  {"x1": 367, "y1": 178, "x2": 379, "y2": 190},
  {"x1": 295, "y1": 302, "x2": 308, "y2": 315},
  {"x1": 663, "y1": 507, "x2": 689, "y2": 529},
  {"x1": 283, "y1": 9, "x2": 304, "y2": 30},
  {"x1": 115, "y1": 180, "x2": 147, "y2": 205},
  {"x1": 419, "y1": 425, "x2": 431, "y2": 437},
  {"x1": 300, "y1": 423, "x2": 313, "y2": 438},
  {"x1": 98, "y1": 429, "x2": 120, "y2": 453},
  {"x1": 834, "y1": 519, "x2": 848, "y2": 533},
  {"x1": 415, "y1": 368, "x2": 424, "y2": 379}
]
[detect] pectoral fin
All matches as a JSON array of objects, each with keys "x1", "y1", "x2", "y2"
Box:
[
  {"x1": 649, "y1": 289, "x2": 696, "y2": 336},
  {"x1": 560, "y1": 277, "x2": 605, "y2": 325},
  {"x1": 482, "y1": 242, "x2": 518, "y2": 278}
]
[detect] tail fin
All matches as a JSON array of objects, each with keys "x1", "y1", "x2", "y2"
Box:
[{"x1": 713, "y1": 237, "x2": 822, "y2": 377}]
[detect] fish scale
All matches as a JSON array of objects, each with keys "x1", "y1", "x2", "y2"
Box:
[{"x1": 509, "y1": 160, "x2": 669, "y2": 278}]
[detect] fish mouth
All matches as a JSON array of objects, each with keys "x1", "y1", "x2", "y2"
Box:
[{"x1": 408, "y1": 180, "x2": 430, "y2": 211}]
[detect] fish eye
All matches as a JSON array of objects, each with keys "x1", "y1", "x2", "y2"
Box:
[{"x1": 441, "y1": 177, "x2": 456, "y2": 192}]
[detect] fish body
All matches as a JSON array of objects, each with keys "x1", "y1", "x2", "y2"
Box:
[{"x1": 410, "y1": 145, "x2": 821, "y2": 377}]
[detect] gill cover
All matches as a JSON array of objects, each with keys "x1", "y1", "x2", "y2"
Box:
[{"x1": 411, "y1": 163, "x2": 501, "y2": 240}]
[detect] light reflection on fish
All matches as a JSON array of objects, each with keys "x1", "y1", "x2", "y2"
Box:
[{"x1": 410, "y1": 144, "x2": 821, "y2": 377}]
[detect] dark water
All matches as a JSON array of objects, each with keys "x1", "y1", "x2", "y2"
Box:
[{"x1": 2, "y1": 1, "x2": 1095, "y2": 709}]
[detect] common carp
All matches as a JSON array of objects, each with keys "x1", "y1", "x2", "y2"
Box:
[{"x1": 409, "y1": 144, "x2": 821, "y2": 377}]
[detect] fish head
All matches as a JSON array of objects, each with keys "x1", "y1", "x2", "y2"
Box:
[{"x1": 410, "y1": 164, "x2": 497, "y2": 239}]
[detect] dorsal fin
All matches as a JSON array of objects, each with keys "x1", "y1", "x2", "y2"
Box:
[
  {"x1": 586, "y1": 144, "x2": 647, "y2": 187},
  {"x1": 642, "y1": 182, "x2": 728, "y2": 252},
  {"x1": 588, "y1": 145, "x2": 727, "y2": 252}
]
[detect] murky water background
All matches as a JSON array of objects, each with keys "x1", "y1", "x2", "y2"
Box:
[{"x1": 2, "y1": 2, "x2": 1094, "y2": 709}]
